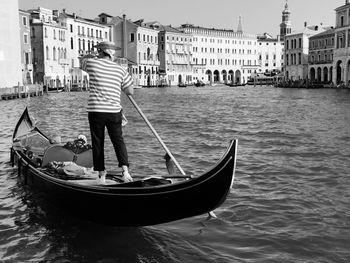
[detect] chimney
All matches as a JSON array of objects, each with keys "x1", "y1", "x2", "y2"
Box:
[{"x1": 347, "y1": 0, "x2": 349, "y2": 5}]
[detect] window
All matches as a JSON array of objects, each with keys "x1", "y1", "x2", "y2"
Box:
[
  {"x1": 44, "y1": 28, "x2": 48, "y2": 38},
  {"x1": 46, "y1": 46, "x2": 49, "y2": 60},
  {"x1": 23, "y1": 34, "x2": 28, "y2": 44},
  {"x1": 130, "y1": 33, "x2": 135, "y2": 42},
  {"x1": 70, "y1": 24, "x2": 73, "y2": 32},
  {"x1": 22, "y1": 16, "x2": 27, "y2": 26},
  {"x1": 25, "y1": 52, "x2": 30, "y2": 64}
]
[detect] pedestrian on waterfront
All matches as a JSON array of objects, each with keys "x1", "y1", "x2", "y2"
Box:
[{"x1": 80, "y1": 41, "x2": 134, "y2": 184}]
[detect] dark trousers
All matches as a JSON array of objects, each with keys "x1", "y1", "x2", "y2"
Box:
[{"x1": 88, "y1": 112, "x2": 129, "y2": 171}]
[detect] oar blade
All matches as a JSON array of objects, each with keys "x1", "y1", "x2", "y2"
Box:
[{"x1": 164, "y1": 153, "x2": 175, "y2": 175}]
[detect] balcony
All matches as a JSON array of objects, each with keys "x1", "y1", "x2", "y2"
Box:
[{"x1": 59, "y1": 58, "x2": 69, "y2": 65}]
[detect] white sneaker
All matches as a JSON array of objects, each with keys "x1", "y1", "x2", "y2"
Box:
[
  {"x1": 122, "y1": 170, "x2": 133, "y2": 182},
  {"x1": 96, "y1": 171, "x2": 106, "y2": 184}
]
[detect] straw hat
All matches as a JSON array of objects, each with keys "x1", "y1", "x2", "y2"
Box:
[{"x1": 94, "y1": 41, "x2": 121, "y2": 51}]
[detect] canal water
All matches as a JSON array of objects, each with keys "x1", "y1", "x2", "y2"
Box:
[{"x1": 0, "y1": 85, "x2": 350, "y2": 262}]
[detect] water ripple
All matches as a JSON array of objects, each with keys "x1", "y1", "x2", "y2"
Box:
[{"x1": 0, "y1": 87, "x2": 350, "y2": 262}]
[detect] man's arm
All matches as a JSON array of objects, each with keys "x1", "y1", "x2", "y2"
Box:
[
  {"x1": 79, "y1": 54, "x2": 95, "y2": 70},
  {"x1": 124, "y1": 85, "x2": 134, "y2": 96}
]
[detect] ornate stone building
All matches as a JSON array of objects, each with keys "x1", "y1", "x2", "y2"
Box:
[
  {"x1": 308, "y1": 28, "x2": 335, "y2": 83},
  {"x1": 333, "y1": 0, "x2": 350, "y2": 84},
  {"x1": 284, "y1": 24, "x2": 331, "y2": 81},
  {"x1": 104, "y1": 14, "x2": 161, "y2": 87}
]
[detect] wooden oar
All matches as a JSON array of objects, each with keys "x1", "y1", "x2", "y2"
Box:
[
  {"x1": 127, "y1": 95, "x2": 217, "y2": 218},
  {"x1": 127, "y1": 95, "x2": 188, "y2": 177}
]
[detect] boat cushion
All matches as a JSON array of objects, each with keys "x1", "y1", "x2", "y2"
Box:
[{"x1": 42, "y1": 145, "x2": 93, "y2": 168}]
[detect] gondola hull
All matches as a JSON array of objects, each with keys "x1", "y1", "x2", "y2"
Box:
[{"x1": 11, "y1": 108, "x2": 238, "y2": 226}]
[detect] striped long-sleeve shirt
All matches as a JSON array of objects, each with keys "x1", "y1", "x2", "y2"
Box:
[{"x1": 82, "y1": 58, "x2": 133, "y2": 113}]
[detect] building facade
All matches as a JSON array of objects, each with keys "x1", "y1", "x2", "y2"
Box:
[
  {"x1": 284, "y1": 24, "x2": 330, "y2": 80},
  {"x1": 105, "y1": 15, "x2": 161, "y2": 86},
  {"x1": 19, "y1": 9, "x2": 33, "y2": 85},
  {"x1": 257, "y1": 33, "x2": 284, "y2": 74},
  {"x1": 333, "y1": 0, "x2": 350, "y2": 84},
  {"x1": 158, "y1": 25, "x2": 193, "y2": 86},
  {"x1": 308, "y1": 29, "x2": 335, "y2": 83},
  {"x1": 0, "y1": 1, "x2": 22, "y2": 88},
  {"x1": 179, "y1": 24, "x2": 259, "y2": 85},
  {"x1": 29, "y1": 7, "x2": 69, "y2": 88}
]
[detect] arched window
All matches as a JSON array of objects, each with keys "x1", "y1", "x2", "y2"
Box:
[
  {"x1": 46, "y1": 46, "x2": 49, "y2": 60},
  {"x1": 53, "y1": 47, "x2": 56, "y2": 61},
  {"x1": 147, "y1": 47, "x2": 151, "y2": 60}
]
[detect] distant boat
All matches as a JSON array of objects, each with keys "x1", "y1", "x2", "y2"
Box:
[
  {"x1": 194, "y1": 81, "x2": 205, "y2": 87},
  {"x1": 47, "y1": 86, "x2": 64, "y2": 93},
  {"x1": 178, "y1": 83, "x2": 187, "y2": 88}
]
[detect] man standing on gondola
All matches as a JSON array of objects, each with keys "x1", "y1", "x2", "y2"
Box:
[{"x1": 80, "y1": 41, "x2": 133, "y2": 184}]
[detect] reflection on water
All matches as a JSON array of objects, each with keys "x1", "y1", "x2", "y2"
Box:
[{"x1": 1, "y1": 86, "x2": 350, "y2": 262}]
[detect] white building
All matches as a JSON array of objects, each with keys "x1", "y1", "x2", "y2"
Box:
[
  {"x1": 29, "y1": 7, "x2": 69, "y2": 88},
  {"x1": 19, "y1": 9, "x2": 33, "y2": 85},
  {"x1": 157, "y1": 24, "x2": 193, "y2": 86},
  {"x1": 257, "y1": 33, "x2": 284, "y2": 74},
  {"x1": 179, "y1": 23, "x2": 259, "y2": 85},
  {"x1": 0, "y1": 1, "x2": 22, "y2": 88}
]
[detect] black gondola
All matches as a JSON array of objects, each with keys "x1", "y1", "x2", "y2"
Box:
[{"x1": 11, "y1": 108, "x2": 238, "y2": 226}]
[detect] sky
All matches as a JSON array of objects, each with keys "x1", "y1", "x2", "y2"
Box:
[{"x1": 18, "y1": 0, "x2": 346, "y2": 37}]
